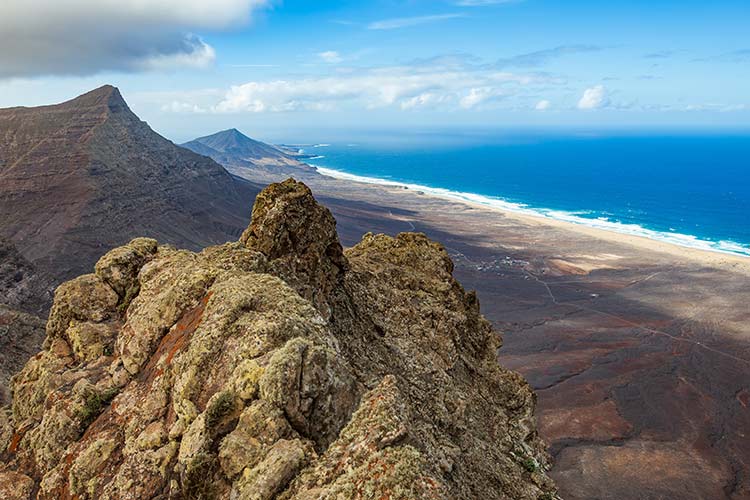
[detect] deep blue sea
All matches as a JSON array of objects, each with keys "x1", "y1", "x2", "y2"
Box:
[{"x1": 299, "y1": 131, "x2": 750, "y2": 257}]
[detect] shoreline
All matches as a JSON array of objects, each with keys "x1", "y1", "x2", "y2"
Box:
[
  {"x1": 236, "y1": 152, "x2": 750, "y2": 500},
  {"x1": 313, "y1": 165, "x2": 750, "y2": 268}
]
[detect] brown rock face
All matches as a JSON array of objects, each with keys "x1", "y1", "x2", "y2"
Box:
[
  {"x1": 0, "y1": 179, "x2": 556, "y2": 499},
  {"x1": 240, "y1": 180, "x2": 347, "y2": 319},
  {"x1": 0, "y1": 306, "x2": 45, "y2": 406},
  {"x1": 0, "y1": 87, "x2": 261, "y2": 409},
  {"x1": 0, "y1": 86, "x2": 261, "y2": 306},
  {"x1": 0, "y1": 238, "x2": 52, "y2": 316},
  {"x1": 0, "y1": 239, "x2": 49, "y2": 406}
]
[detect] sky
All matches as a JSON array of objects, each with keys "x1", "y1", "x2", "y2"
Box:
[{"x1": 0, "y1": 0, "x2": 749, "y2": 143}]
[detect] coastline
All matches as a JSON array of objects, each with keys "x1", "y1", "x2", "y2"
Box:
[
  {"x1": 313, "y1": 165, "x2": 750, "y2": 272},
  {"x1": 232, "y1": 156, "x2": 750, "y2": 500}
]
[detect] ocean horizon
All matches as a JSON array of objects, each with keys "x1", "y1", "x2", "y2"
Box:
[{"x1": 302, "y1": 131, "x2": 750, "y2": 258}]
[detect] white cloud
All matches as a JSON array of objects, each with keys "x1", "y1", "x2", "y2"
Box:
[
  {"x1": 318, "y1": 51, "x2": 344, "y2": 64},
  {"x1": 459, "y1": 87, "x2": 505, "y2": 109},
  {"x1": 368, "y1": 13, "x2": 466, "y2": 30},
  {"x1": 577, "y1": 85, "x2": 609, "y2": 110},
  {"x1": 138, "y1": 38, "x2": 217, "y2": 71},
  {"x1": 535, "y1": 99, "x2": 551, "y2": 111},
  {"x1": 400, "y1": 93, "x2": 450, "y2": 110},
  {"x1": 173, "y1": 63, "x2": 547, "y2": 114},
  {"x1": 163, "y1": 101, "x2": 209, "y2": 114},
  {"x1": 0, "y1": 0, "x2": 269, "y2": 78}
]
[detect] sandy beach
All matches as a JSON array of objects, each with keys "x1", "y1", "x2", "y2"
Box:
[
  {"x1": 313, "y1": 167, "x2": 750, "y2": 273},
  {"x1": 231, "y1": 166, "x2": 750, "y2": 499}
]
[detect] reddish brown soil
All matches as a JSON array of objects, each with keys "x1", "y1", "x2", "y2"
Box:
[{"x1": 301, "y1": 181, "x2": 750, "y2": 500}]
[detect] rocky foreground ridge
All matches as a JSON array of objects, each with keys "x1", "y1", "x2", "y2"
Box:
[{"x1": 0, "y1": 180, "x2": 556, "y2": 499}]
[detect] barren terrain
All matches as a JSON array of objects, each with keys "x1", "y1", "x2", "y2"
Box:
[{"x1": 240, "y1": 171, "x2": 750, "y2": 500}]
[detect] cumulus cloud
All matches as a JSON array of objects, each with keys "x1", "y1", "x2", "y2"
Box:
[
  {"x1": 577, "y1": 85, "x2": 609, "y2": 110},
  {"x1": 318, "y1": 51, "x2": 344, "y2": 64},
  {"x1": 400, "y1": 93, "x2": 450, "y2": 110},
  {"x1": 535, "y1": 100, "x2": 551, "y2": 111},
  {"x1": 368, "y1": 13, "x2": 465, "y2": 30},
  {"x1": 163, "y1": 61, "x2": 546, "y2": 114},
  {"x1": 459, "y1": 87, "x2": 506, "y2": 109},
  {"x1": 0, "y1": 0, "x2": 269, "y2": 78}
]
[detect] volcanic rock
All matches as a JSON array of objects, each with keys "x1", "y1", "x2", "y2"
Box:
[
  {"x1": 0, "y1": 86, "x2": 261, "y2": 307},
  {"x1": 0, "y1": 179, "x2": 556, "y2": 499}
]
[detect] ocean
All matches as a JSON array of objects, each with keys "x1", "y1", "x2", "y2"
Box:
[{"x1": 301, "y1": 131, "x2": 750, "y2": 257}]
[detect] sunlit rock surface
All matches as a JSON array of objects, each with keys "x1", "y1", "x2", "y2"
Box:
[{"x1": 0, "y1": 179, "x2": 556, "y2": 499}]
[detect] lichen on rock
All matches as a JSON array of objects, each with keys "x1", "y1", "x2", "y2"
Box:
[{"x1": 0, "y1": 178, "x2": 557, "y2": 499}]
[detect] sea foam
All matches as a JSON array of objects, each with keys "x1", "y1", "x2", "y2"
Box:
[{"x1": 314, "y1": 165, "x2": 750, "y2": 258}]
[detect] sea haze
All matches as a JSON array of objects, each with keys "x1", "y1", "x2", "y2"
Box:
[{"x1": 303, "y1": 130, "x2": 750, "y2": 257}]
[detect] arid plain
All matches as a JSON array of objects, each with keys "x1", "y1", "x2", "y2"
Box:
[{"x1": 252, "y1": 172, "x2": 750, "y2": 500}]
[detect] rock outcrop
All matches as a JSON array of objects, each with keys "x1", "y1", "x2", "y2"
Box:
[
  {"x1": 0, "y1": 239, "x2": 50, "y2": 407},
  {"x1": 0, "y1": 238, "x2": 52, "y2": 316},
  {"x1": 0, "y1": 306, "x2": 45, "y2": 407},
  {"x1": 0, "y1": 179, "x2": 556, "y2": 499}
]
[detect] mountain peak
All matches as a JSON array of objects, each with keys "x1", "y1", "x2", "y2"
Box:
[
  {"x1": 214, "y1": 128, "x2": 255, "y2": 143},
  {"x1": 0, "y1": 86, "x2": 259, "y2": 299},
  {"x1": 65, "y1": 85, "x2": 129, "y2": 114},
  {"x1": 182, "y1": 128, "x2": 315, "y2": 181},
  {"x1": 188, "y1": 128, "x2": 268, "y2": 154}
]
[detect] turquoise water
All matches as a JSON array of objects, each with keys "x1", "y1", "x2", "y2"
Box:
[{"x1": 300, "y1": 131, "x2": 750, "y2": 257}]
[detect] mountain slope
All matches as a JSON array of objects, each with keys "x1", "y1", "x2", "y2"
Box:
[
  {"x1": 0, "y1": 180, "x2": 556, "y2": 499},
  {"x1": 183, "y1": 128, "x2": 318, "y2": 182},
  {"x1": 0, "y1": 305, "x2": 44, "y2": 406},
  {"x1": 0, "y1": 86, "x2": 260, "y2": 301},
  {"x1": 0, "y1": 237, "x2": 52, "y2": 315},
  {"x1": 185, "y1": 128, "x2": 291, "y2": 161}
]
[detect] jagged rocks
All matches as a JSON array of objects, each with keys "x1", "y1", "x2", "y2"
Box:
[
  {"x1": 240, "y1": 180, "x2": 347, "y2": 319},
  {"x1": 0, "y1": 306, "x2": 45, "y2": 406},
  {"x1": 0, "y1": 179, "x2": 557, "y2": 499}
]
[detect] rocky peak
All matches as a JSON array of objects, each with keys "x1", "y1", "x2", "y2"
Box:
[
  {"x1": 181, "y1": 128, "x2": 317, "y2": 186},
  {"x1": 241, "y1": 179, "x2": 347, "y2": 318},
  {"x1": 0, "y1": 180, "x2": 556, "y2": 499},
  {"x1": 61, "y1": 85, "x2": 131, "y2": 116},
  {"x1": 226, "y1": 128, "x2": 245, "y2": 139},
  {"x1": 203, "y1": 128, "x2": 261, "y2": 152}
]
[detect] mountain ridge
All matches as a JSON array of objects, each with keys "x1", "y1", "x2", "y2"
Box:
[{"x1": 0, "y1": 85, "x2": 261, "y2": 308}]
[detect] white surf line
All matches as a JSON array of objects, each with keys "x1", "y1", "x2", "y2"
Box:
[
  {"x1": 525, "y1": 270, "x2": 750, "y2": 366},
  {"x1": 314, "y1": 165, "x2": 750, "y2": 259}
]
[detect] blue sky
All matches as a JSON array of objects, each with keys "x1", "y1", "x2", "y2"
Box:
[{"x1": 0, "y1": 0, "x2": 748, "y2": 142}]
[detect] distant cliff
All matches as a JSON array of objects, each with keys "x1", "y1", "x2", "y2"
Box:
[
  {"x1": 183, "y1": 129, "x2": 318, "y2": 183},
  {"x1": 0, "y1": 180, "x2": 556, "y2": 499}
]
